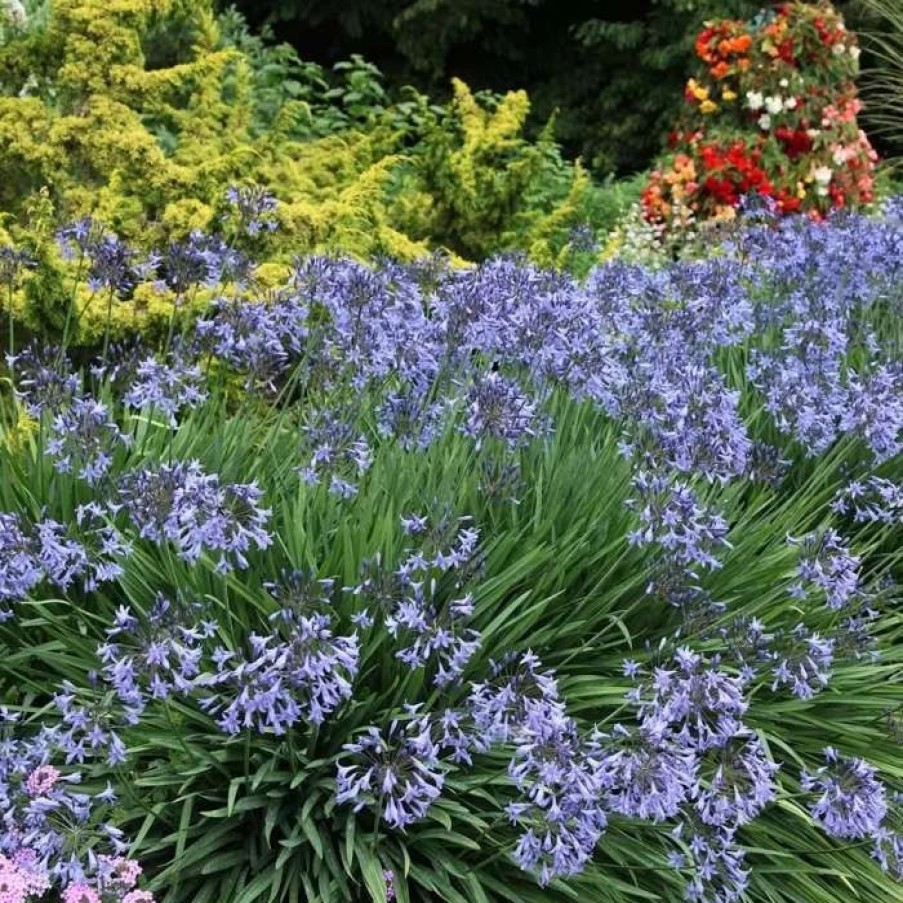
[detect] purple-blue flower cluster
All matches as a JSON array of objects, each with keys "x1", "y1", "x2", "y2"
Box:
[
  {"x1": 336, "y1": 708, "x2": 445, "y2": 829},
  {"x1": 117, "y1": 461, "x2": 271, "y2": 572},
  {"x1": 46, "y1": 396, "x2": 128, "y2": 484},
  {"x1": 98, "y1": 596, "x2": 213, "y2": 717},
  {"x1": 203, "y1": 572, "x2": 359, "y2": 733},
  {"x1": 58, "y1": 219, "x2": 155, "y2": 298},
  {"x1": 802, "y1": 748, "x2": 888, "y2": 840},
  {"x1": 123, "y1": 355, "x2": 207, "y2": 427},
  {"x1": 0, "y1": 507, "x2": 128, "y2": 618},
  {"x1": 832, "y1": 477, "x2": 903, "y2": 525}
]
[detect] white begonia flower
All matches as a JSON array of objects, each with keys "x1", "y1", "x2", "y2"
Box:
[
  {"x1": 813, "y1": 166, "x2": 833, "y2": 185},
  {"x1": 833, "y1": 43, "x2": 846, "y2": 56},
  {"x1": 765, "y1": 96, "x2": 784, "y2": 115},
  {"x1": 758, "y1": 113, "x2": 772, "y2": 131},
  {"x1": 833, "y1": 147, "x2": 851, "y2": 166},
  {"x1": 784, "y1": 97, "x2": 798, "y2": 111},
  {"x1": 746, "y1": 91, "x2": 764, "y2": 111},
  {"x1": 780, "y1": 78, "x2": 789, "y2": 88},
  {"x1": 850, "y1": 46, "x2": 861, "y2": 61},
  {"x1": 807, "y1": 128, "x2": 821, "y2": 140}
]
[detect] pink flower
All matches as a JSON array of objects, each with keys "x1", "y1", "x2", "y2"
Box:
[
  {"x1": 9, "y1": 851, "x2": 49, "y2": 897},
  {"x1": 24, "y1": 765, "x2": 61, "y2": 796},
  {"x1": 62, "y1": 883, "x2": 101, "y2": 903},
  {"x1": 99, "y1": 856, "x2": 142, "y2": 890},
  {"x1": 0, "y1": 855, "x2": 29, "y2": 903},
  {"x1": 122, "y1": 891, "x2": 156, "y2": 903}
]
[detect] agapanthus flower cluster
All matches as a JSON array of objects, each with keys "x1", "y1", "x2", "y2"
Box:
[
  {"x1": 802, "y1": 748, "x2": 889, "y2": 840},
  {"x1": 377, "y1": 515, "x2": 483, "y2": 686},
  {"x1": 670, "y1": 822, "x2": 751, "y2": 903},
  {"x1": 298, "y1": 407, "x2": 373, "y2": 499},
  {"x1": 505, "y1": 713, "x2": 609, "y2": 886},
  {"x1": 71, "y1": 503, "x2": 131, "y2": 592},
  {"x1": 98, "y1": 596, "x2": 214, "y2": 717},
  {"x1": 627, "y1": 471, "x2": 731, "y2": 578},
  {"x1": 607, "y1": 648, "x2": 786, "y2": 902},
  {"x1": 336, "y1": 708, "x2": 445, "y2": 829},
  {"x1": 123, "y1": 355, "x2": 207, "y2": 427},
  {"x1": 117, "y1": 461, "x2": 272, "y2": 571},
  {"x1": 46, "y1": 396, "x2": 128, "y2": 484},
  {"x1": 873, "y1": 810, "x2": 903, "y2": 882},
  {"x1": 0, "y1": 513, "x2": 42, "y2": 613},
  {"x1": 0, "y1": 507, "x2": 128, "y2": 615},
  {"x1": 58, "y1": 220, "x2": 155, "y2": 298},
  {"x1": 52, "y1": 681, "x2": 130, "y2": 766},
  {"x1": 770, "y1": 623, "x2": 835, "y2": 699},
  {"x1": 203, "y1": 572, "x2": 359, "y2": 733},
  {"x1": 467, "y1": 651, "x2": 565, "y2": 752},
  {"x1": 224, "y1": 185, "x2": 279, "y2": 238},
  {"x1": 193, "y1": 297, "x2": 297, "y2": 392},
  {"x1": 693, "y1": 735, "x2": 779, "y2": 830},
  {"x1": 789, "y1": 528, "x2": 863, "y2": 611},
  {"x1": 7, "y1": 344, "x2": 79, "y2": 417},
  {"x1": 832, "y1": 477, "x2": 903, "y2": 525},
  {"x1": 157, "y1": 231, "x2": 246, "y2": 294},
  {"x1": 633, "y1": 648, "x2": 748, "y2": 751},
  {"x1": 292, "y1": 256, "x2": 436, "y2": 390},
  {"x1": 459, "y1": 371, "x2": 543, "y2": 449},
  {"x1": 386, "y1": 583, "x2": 481, "y2": 687},
  {"x1": 456, "y1": 653, "x2": 616, "y2": 885},
  {"x1": 602, "y1": 720, "x2": 698, "y2": 822},
  {"x1": 376, "y1": 385, "x2": 445, "y2": 451}
]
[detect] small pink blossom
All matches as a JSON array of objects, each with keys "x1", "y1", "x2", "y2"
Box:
[
  {"x1": 62, "y1": 883, "x2": 101, "y2": 903},
  {"x1": 99, "y1": 856, "x2": 142, "y2": 890},
  {"x1": 24, "y1": 765, "x2": 61, "y2": 796},
  {"x1": 0, "y1": 855, "x2": 29, "y2": 903},
  {"x1": 122, "y1": 891, "x2": 156, "y2": 903}
]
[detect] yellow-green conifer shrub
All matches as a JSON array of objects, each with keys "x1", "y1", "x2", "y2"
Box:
[
  {"x1": 0, "y1": 1, "x2": 595, "y2": 344},
  {"x1": 394, "y1": 79, "x2": 592, "y2": 260}
]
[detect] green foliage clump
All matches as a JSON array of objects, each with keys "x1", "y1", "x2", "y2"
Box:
[{"x1": 858, "y1": 0, "x2": 903, "y2": 169}]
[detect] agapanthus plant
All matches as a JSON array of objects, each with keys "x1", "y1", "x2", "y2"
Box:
[{"x1": 0, "y1": 201, "x2": 900, "y2": 903}]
